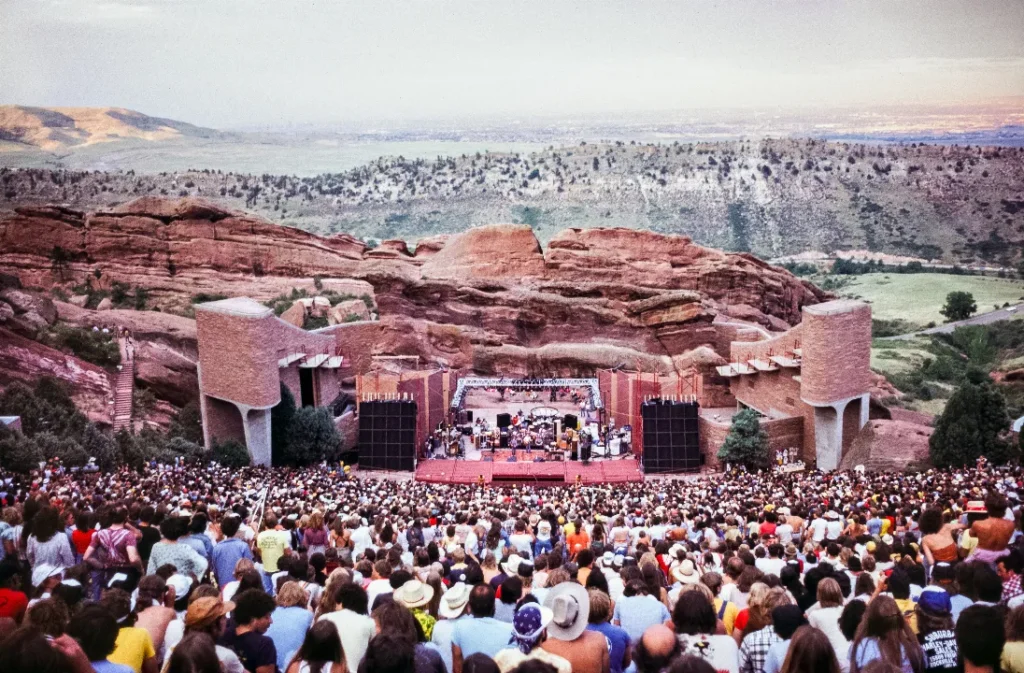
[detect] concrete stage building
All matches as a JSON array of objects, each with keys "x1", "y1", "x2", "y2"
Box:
[{"x1": 195, "y1": 295, "x2": 873, "y2": 474}]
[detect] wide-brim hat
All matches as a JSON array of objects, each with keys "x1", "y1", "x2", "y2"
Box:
[
  {"x1": 395, "y1": 579, "x2": 434, "y2": 609},
  {"x1": 672, "y1": 560, "x2": 700, "y2": 585},
  {"x1": 185, "y1": 597, "x2": 236, "y2": 629},
  {"x1": 502, "y1": 554, "x2": 524, "y2": 576},
  {"x1": 543, "y1": 582, "x2": 590, "y2": 641},
  {"x1": 439, "y1": 582, "x2": 471, "y2": 618}
]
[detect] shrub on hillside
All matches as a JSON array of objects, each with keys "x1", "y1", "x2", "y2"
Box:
[
  {"x1": 211, "y1": 439, "x2": 251, "y2": 468},
  {"x1": 929, "y1": 372, "x2": 1015, "y2": 467},
  {"x1": 941, "y1": 291, "x2": 977, "y2": 322},
  {"x1": 42, "y1": 324, "x2": 121, "y2": 368}
]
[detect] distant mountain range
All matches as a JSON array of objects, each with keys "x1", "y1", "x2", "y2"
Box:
[{"x1": 0, "y1": 105, "x2": 222, "y2": 151}]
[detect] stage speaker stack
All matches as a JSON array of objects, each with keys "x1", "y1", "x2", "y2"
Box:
[
  {"x1": 466, "y1": 410, "x2": 474, "y2": 423},
  {"x1": 357, "y1": 400, "x2": 417, "y2": 471},
  {"x1": 640, "y1": 399, "x2": 701, "y2": 473},
  {"x1": 497, "y1": 413, "x2": 512, "y2": 428},
  {"x1": 563, "y1": 414, "x2": 578, "y2": 430}
]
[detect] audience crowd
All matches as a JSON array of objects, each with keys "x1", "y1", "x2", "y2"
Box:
[{"x1": 1, "y1": 460, "x2": 1024, "y2": 673}]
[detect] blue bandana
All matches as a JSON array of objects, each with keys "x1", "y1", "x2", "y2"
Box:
[{"x1": 510, "y1": 604, "x2": 545, "y2": 653}]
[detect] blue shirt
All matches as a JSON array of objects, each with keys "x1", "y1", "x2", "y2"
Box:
[
  {"x1": 612, "y1": 595, "x2": 671, "y2": 643},
  {"x1": 588, "y1": 622, "x2": 631, "y2": 673},
  {"x1": 452, "y1": 616, "x2": 514, "y2": 659},
  {"x1": 867, "y1": 518, "x2": 884, "y2": 536},
  {"x1": 854, "y1": 639, "x2": 915, "y2": 673},
  {"x1": 92, "y1": 660, "x2": 135, "y2": 673},
  {"x1": 266, "y1": 606, "x2": 314, "y2": 672},
  {"x1": 212, "y1": 537, "x2": 254, "y2": 587}
]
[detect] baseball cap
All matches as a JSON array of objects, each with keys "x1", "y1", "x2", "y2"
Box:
[{"x1": 917, "y1": 586, "x2": 952, "y2": 614}]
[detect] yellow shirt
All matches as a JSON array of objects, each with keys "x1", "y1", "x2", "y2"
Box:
[
  {"x1": 109, "y1": 626, "x2": 156, "y2": 673},
  {"x1": 1002, "y1": 641, "x2": 1024, "y2": 673},
  {"x1": 257, "y1": 528, "x2": 290, "y2": 572},
  {"x1": 714, "y1": 598, "x2": 739, "y2": 635},
  {"x1": 894, "y1": 598, "x2": 918, "y2": 633}
]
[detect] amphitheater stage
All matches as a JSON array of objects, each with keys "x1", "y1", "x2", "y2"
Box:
[{"x1": 414, "y1": 457, "x2": 643, "y2": 485}]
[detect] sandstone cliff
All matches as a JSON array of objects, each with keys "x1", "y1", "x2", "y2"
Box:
[{"x1": 0, "y1": 197, "x2": 828, "y2": 410}]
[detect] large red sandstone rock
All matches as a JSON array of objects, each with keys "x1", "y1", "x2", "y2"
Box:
[
  {"x1": 0, "y1": 326, "x2": 113, "y2": 424},
  {"x1": 0, "y1": 197, "x2": 838, "y2": 417},
  {"x1": 840, "y1": 419, "x2": 933, "y2": 472}
]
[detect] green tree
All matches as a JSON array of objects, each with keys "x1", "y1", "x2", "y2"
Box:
[
  {"x1": 941, "y1": 291, "x2": 977, "y2": 322},
  {"x1": 34, "y1": 431, "x2": 88, "y2": 467},
  {"x1": 211, "y1": 439, "x2": 251, "y2": 468},
  {"x1": 929, "y1": 374, "x2": 1014, "y2": 467},
  {"x1": 115, "y1": 429, "x2": 150, "y2": 470},
  {"x1": 717, "y1": 408, "x2": 771, "y2": 470},
  {"x1": 168, "y1": 400, "x2": 204, "y2": 445},
  {"x1": 0, "y1": 433, "x2": 43, "y2": 473},
  {"x1": 81, "y1": 423, "x2": 118, "y2": 471},
  {"x1": 271, "y1": 384, "x2": 297, "y2": 466},
  {"x1": 285, "y1": 406, "x2": 340, "y2": 466}
]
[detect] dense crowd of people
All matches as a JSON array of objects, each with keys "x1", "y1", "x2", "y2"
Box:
[{"x1": 1, "y1": 459, "x2": 1024, "y2": 673}]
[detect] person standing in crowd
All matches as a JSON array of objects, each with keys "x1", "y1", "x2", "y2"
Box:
[
  {"x1": 258, "y1": 514, "x2": 293, "y2": 589},
  {"x1": 956, "y1": 605, "x2": 1005, "y2": 673},
  {"x1": 285, "y1": 620, "x2": 347, "y2": 673},
  {"x1": 849, "y1": 596, "x2": 925, "y2": 673},
  {"x1": 85, "y1": 507, "x2": 143, "y2": 592},
  {"x1": 432, "y1": 582, "x2": 472, "y2": 673},
  {"x1": 100, "y1": 588, "x2": 158, "y2": 673},
  {"x1": 26, "y1": 506, "x2": 75, "y2": 570},
  {"x1": 493, "y1": 602, "x2": 570, "y2": 673},
  {"x1": 147, "y1": 517, "x2": 209, "y2": 579},
  {"x1": 540, "y1": 582, "x2": 609, "y2": 673},
  {"x1": 319, "y1": 582, "x2": 375, "y2": 673},
  {"x1": 267, "y1": 582, "x2": 315, "y2": 673},
  {"x1": 778, "y1": 627, "x2": 841, "y2": 673},
  {"x1": 67, "y1": 603, "x2": 136, "y2": 673},
  {"x1": 914, "y1": 587, "x2": 959, "y2": 673},
  {"x1": 670, "y1": 589, "x2": 740, "y2": 673},
  {"x1": 452, "y1": 584, "x2": 514, "y2": 669},
  {"x1": 587, "y1": 588, "x2": 632, "y2": 673},
  {"x1": 213, "y1": 516, "x2": 254, "y2": 588},
  {"x1": 220, "y1": 588, "x2": 279, "y2": 673}
]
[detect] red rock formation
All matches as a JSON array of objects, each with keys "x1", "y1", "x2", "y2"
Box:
[
  {"x1": 0, "y1": 327, "x2": 113, "y2": 425},
  {"x1": 0, "y1": 197, "x2": 835, "y2": 413},
  {"x1": 840, "y1": 419, "x2": 934, "y2": 472}
]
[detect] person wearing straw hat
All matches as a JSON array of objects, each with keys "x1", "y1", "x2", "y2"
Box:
[
  {"x1": 540, "y1": 583, "x2": 609, "y2": 673},
  {"x1": 671, "y1": 559, "x2": 701, "y2": 587},
  {"x1": 394, "y1": 579, "x2": 437, "y2": 640},
  {"x1": 431, "y1": 583, "x2": 471, "y2": 673},
  {"x1": 493, "y1": 602, "x2": 570, "y2": 673}
]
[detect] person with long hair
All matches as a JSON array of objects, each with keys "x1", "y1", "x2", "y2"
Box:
[
  {"x1": 669, "y1": 589, "x2": 739, "y2": 673},
  {"x1": 917, "y1": 510, "x2": 961, "y2": 570},
  {"x1": 267, "y1": 582, "x2": 315, "y2": 673},
  {"x1": 779, "y1": 626, "x2": 841, "y2": 673},
  {"x1": 286, "y1": 620, "x2": 347, "y2": 673},
  {"x1": 850, "y1": 596, "x2": 924, "y2": 673},
  {"x1": 738, "y1": 588, "x2": 790, "y2": 673},
  {"x1": 807, "y1": 578, "x2": 848, "y2": 664},
  {"x1": 26, "y1": 507, "x2": 74, "y2": 570}
]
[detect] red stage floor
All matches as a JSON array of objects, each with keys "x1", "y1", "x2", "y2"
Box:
[{"x1": 414, "y1": 458, "x2": 644, "y2": 485}]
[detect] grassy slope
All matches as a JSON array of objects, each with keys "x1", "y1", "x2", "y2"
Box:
[{"x1": 839, "y1": 273, "x2": 1024, "y2": 325}]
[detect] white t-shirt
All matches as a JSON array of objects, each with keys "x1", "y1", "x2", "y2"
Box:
[
  {"x1": 676, "y1": 633, "x2": 739, "y2": 673},
  {"x1": 509, "y1": 534, "x2": 533, "y2": 555},
  {"x1": 351, "y1": 527, "x2": 373, "y2": 557},
  {"x1": 809, "y1": 519, "x2": 828, "y2": 542},
  {"x1": 775, "y1": 524, "x2": 794, "y2": 545},
  {"x1": 755, "y1": 557, "x2": 786, "y2": 577}
]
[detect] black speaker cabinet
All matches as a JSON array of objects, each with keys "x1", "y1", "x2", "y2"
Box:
[
  {"x1": 563, "y1": 414, "x2": 578, "y2": 429},
  {"x1": 466, "y1": 410, "x2": 474, "y2": 423},
  {"x1": 640, "y1": 399, "x2": 701, "y2": 473},
  {"x1": 357, "y1": 400, "x2": 418, "y2": 471},
  {"x1": 497, "y1": 413, "x2": 512, "y2": 428}
]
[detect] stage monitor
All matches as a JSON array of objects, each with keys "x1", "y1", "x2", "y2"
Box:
[
  {"x1": 640, "y1": 399, "x2": 701, "y2": 473},
  {"x1": 357, "y1": 400, "x2": 417, "y2": 471}
]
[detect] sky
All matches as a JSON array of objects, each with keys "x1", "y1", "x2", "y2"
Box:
[{"x1": 1, "y1": 0, "x2": 1023, "y2": 129}]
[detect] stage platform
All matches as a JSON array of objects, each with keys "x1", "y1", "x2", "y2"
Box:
[{"x1": 414, "y1": 458, "x2": 644, "y2": 485}]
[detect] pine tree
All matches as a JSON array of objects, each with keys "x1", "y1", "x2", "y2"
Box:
[
  {"x1": 929, "y1": 375, "x2": 1014, "y2": 467},
  {"x1": 717, "y1": 408, "x2": 771, "y2": 470}
]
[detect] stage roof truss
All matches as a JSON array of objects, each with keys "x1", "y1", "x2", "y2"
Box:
[{"x1": 450, "y1": 377, "x2": 602, "y2": 410}]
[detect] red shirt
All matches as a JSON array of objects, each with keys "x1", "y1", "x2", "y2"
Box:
[
  {"x1": 0, "y1": 588, "x2": 28, "y2": 621},
  {"x1": 72, "y1": 529, "x2": 95, "y2": 555}
]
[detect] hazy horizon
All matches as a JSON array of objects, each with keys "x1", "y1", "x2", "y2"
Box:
[{"x1": 1, "y1": 0, "x2": 1022, "y2": 130}]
